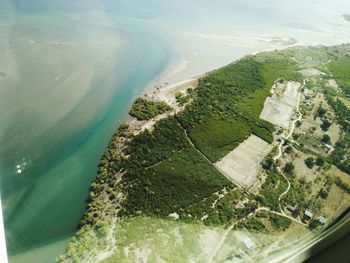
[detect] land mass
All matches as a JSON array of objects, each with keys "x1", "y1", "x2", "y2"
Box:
[
  {"x1": 58, "y1": 44, "x2": 350, "y2": 263},
  {"x1": 343, "y1": 14, "x2": 350, "y2": 22}
]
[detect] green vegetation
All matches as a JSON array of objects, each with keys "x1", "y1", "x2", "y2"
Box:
[
  {"x1": 129, "y1": 98, "x2": 172, "y2": 120},
  {"x1": 319, "y1": 188, "x2": 329, "y2": 199},
  {"x1": 328, "y1": 98, "x2": 350, "y2": 174},
  {"x1": 269, "y1": 214, "x2": 291, "y2": 231},
  {"x1": 237, "y1": 211, "x2": 291, "y2": 232},
  {"x1": 183, "y1": 188, "x2": 256, "y2": 226},
  {"x1": 328, "y1": 56, "x2": 350, "y2": 97},
  {"x1": 320, "y1": 120, "x2": 331, "y2": 131},
  {"x1": 305, "y1": 157, "x2": 315, "y2": 169},
  {"x1": 281, "y1": 180, "x2": 307, "y2": 214},
  {"x1": 284, "y1": 162, "x2": 295, "y2": 174},
  {"x1": 317, "y1": 175, "x2": 332, "y2": 199},
  {"x1": 175, "y1": 89, "x2": 195, "y2": 106},
  {"x1": 328, "y1": 98, "x2": 350, "y2": 130},
  {"x1": 237, "y1": 217, "x2": 267, "y2": 232},
  {"x1": 189, "y1": 118, "x2": 250, "y2": 162},
  {"x1": 100, "y1": 217, "x2": 220, "y2": 263},
  {"x1": 334, "y1": 177, "x2": 350, "y2": 194},
  {"x1": 114, "y1": 117, "x2": 231, "y2": 217},
  {"x1": 121, "y1": 147, "x2": 231, "y2": 217},
  {"x1": 309, "y1": 219, "x2": 322, "y2": 230},
  {"x1": 316, "y1": 157, "x2": 325, "y2": 167},
  {"x1": 316, "y1": 105, "x2": 327, "y2": 118},
  {"x1": 108, "y1": 55, "x2": 301, "y2": 220},
  {"x1": 177, "y1": 56, "x2": 300, "y2": 162},
  {"x1": 61, "y1": 43, "x2": 350, "y2": 263},
  {"x1": 285, "y1": 145, "x2": 294, "y2": 154},
  {"x1": 321, "y1": 134, "x2": 331, "y2": 144},
  {"x1": 79, "y1": 53, "x2": 302, "y2": 231},
  {"x1": 258, "y1": 172, "x2": 288, "y2": 211},
  {"x1": 124, "y1": 117, "x2": 189, "y2": 168},
  {"x1": 261, "y1": 156, "x2": 274, "y2": 170}
]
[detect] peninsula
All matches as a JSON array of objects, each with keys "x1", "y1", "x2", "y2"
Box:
[{"x1": 59, "y1": 44, "x2": 350, "y2": 263}]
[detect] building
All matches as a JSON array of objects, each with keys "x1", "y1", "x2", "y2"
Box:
[
  {"x1": 305, "y1": 209, "x2": 313, "y2": 219},
  {"x1": 287, "y1": 205, "x2": 296, "y2": 212},
  {"x1": 241, "y1": 236, "x2": 255, "y2": 249},
  {"x1": 323, "y1": 144, "x2": 334, "y2": 152},
  {"x1": 318, "y1": 216, "x2": 327, "y2": 224}
]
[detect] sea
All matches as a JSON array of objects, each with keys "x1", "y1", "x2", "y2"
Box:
[{"x1": 0, "y1": 0, "x2": 349, "y2": 262}]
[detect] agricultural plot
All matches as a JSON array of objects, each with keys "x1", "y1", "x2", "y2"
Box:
[
  {"x1": 188, "y1": 117, "x2": 250, "y2": 162},
  {"x1": 260, "y1": 81, "x2": 301, "y2": 128},
  {"x1": 215, "y1": 135, "x2": 272, "y2": 189}
]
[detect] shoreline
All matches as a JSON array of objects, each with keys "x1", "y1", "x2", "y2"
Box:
[
  {"x1": 126, "y1": 77, "x2": 199, "y2": 136},
  {"x1": 59, "y1": 43, "x2": 350, "y2": 263}
]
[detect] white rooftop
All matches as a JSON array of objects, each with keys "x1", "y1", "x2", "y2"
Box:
[
  {"x1": 305, "y1": 209, "x2": 313, "y2": 218},
  {"x1": 241, "y1": 236, "x2": 255, "y2": 249},
  {"x1": 318, "y1": 216, "x2": 327, "y2": 224}
]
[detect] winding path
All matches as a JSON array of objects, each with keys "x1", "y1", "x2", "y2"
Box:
[
  {"x1": 208, "y1": 81, "x2": 307, "y2": 263},
  {"x1": 276, "y1": 81, "x2": 304, "y2": 214}
]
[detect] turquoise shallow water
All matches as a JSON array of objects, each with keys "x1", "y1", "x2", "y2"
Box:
[
  {"x1": 1, "y1": 0, "x2": 350, "y2": 262},
  {"x1": 0, "y1": 2, "x2": 172, "y2": 260}
]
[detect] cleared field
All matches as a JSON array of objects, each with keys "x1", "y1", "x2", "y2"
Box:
[
  {"x1": 215, "y1": 135, "x2": 272, "y2": 188},
  {"x1": 260, "y1": 81, "x2": 300, "y2": 129}
]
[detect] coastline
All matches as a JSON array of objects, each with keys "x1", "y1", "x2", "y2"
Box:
[
  {"x1": 5, "y1": 0, "x2": 350, "y2": 261},
  {"x1": 58, "y1": 47, "x2": 273, "y2": 262},
  {"x1": 126, "y1": 77, "x2": 199, "y2": 136},
  {"x1": 59, "y1": 43, "x2": 350, "y2": 263}
]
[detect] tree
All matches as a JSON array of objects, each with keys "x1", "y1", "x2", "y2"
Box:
[
  {"x1": 284, "y1": 162, "x2": 295, "y2": 174},
  {"x1": 316, "y1": 157, "x2": 325, "y2": 166},
  {"x1": 321, "y1": 134, "x2": 331, "y2": 144},
  {"x1": 293, "y1": 133, "x2": 301, "y2": 140},
  {"x1": 309, "y1": 219, "x2": 321, "y2": 230},
  {"x1": 316, "y1": 106, "x2": 327, "y2": 118},
  {"x1": 305, "y1": 157, "x2": 315, "y2": 169},
  {"x1": 321, "y1": 120, "x2": 331, "y2": 131},
  {"x1": 285, "y1": 145, "x2": 293, "y2": 154},
  {"x1": 261, "y1": 157, "x2": 274, "y2": 170},
  {"x1": 319, "y1": 188, "x2": 328, "y2": 199}
]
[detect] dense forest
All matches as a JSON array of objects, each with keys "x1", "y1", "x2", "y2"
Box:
[
  {"x1": 86, "y1": 55, "x2": 301, "y2": 222},
  {"x1": 328, "y1": 97, "x2": 350, "y2": 174}
]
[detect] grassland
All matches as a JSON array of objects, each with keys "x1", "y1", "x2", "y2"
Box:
[
  {"x1": 328, "y1": 56, "x2": 350, "y2": 97},
  {"x1": 189, "y1": 118, "x2": 250, "y2": 162},
  {"x1": 100, "y1": 217, "x2": 216, "y2": 263}
]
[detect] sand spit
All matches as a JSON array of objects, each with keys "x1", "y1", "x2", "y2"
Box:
[{"x1": 190, "y1": 33, "x2": 299, "y2": 47}]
